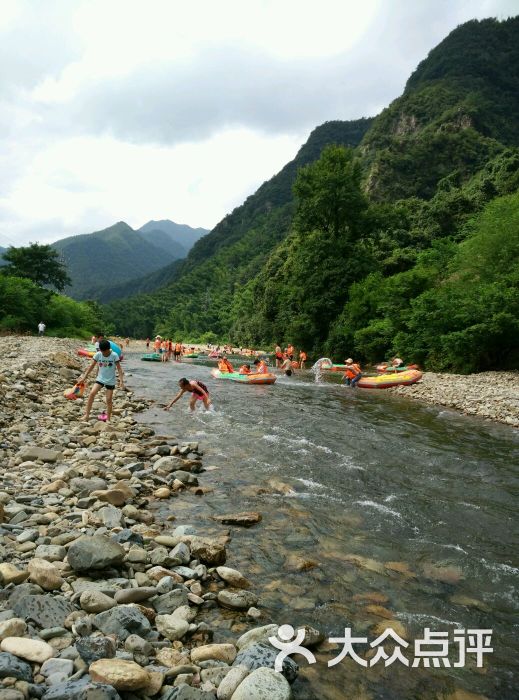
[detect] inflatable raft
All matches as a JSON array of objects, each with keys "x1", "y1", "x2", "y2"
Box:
[
  {"x1": 141, "y1": 353, "x2": 162, "y2": 362},
  {"x1": 78, "y1": 341, "x2": 122, "y2": 359},
  {"x1": 358, "y1": 369, "x2": 422, "y2": 389},
  {"x1": 211, "y1": 369, "x2": 276, "y2": 385},
  {"x1": 376, "y1": 363, "x2": 419, "y2": 373},
  {"x1": 184, "y1": 353, "x2": 199, "y2": 358}
]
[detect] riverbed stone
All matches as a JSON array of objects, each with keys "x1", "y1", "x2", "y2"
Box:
[
  {"x1": 18, "y1": 447, "x2": 61, "y2": 463},
  {"x1": 76, "y1": 636, "x2": 116, "y2": 665},
  {"x1": 153, "y1": 588, "x2": 189, "y2": 614},
  {"x1": 233, "y1": 643, "x2": 298, "y2": 684},
  {"x1": 79, "y1": 590, "x2": 117, "y2": 613},
  {"x1": 34, "y1": 545, "x2": 67, "y2": 562},
  {"x1": 12, "y1": 595, "x2": 75, "y2": 629},
  {"x1": 212, "y1": 512, "x2": 262, "y2": 527},
  {"x1": 41, "y1": 677, "x2": 121, "y2": 699},
  {"x1": 89, "y1": 658, "x2": 150, "y2": 690},
  {"x1": 67, "y1": 536, "x2": 125, "y2": 571},
  {"x1": 161, "y1": 687, "x2": 216, "y2": 700},
  {"x1": 216, "y1": 665, "x2": 249, "y2": 700},
  {"x1": 191, "y1": 644, "x2": 237, "y2": 665},
  {"x1": 93, "y1": 606, "x2": 151, "y2": 641},
  {"x1": 114, "y1": 587, "x2": 156, "y2": 604},
  {"x1": 0, "y1": 619, "x2": 27, "y2": 641},
  {"x1": 155, "y1": 615, "x2": 189, "y2": 641},
  {"x1": 69, "y1": 477, "x2": 107, "y2": 496},
  {"x1": 0, "y1": 652, "x2": 32, "y2": 681},
  {"x1": 27, "y1": 559, "x2": 63, "y2": 591},
  {"x1": 0, "y1": 564, "x2": 29, "y2": 586},
  {"x1": 230, "y1": 667, "x2": 291, "y2": 700},
  {"x1": 217, "y1": 590, "x2": 258, "y2": 610},
  {"x1": 1, "y1": 637, "x2": 55, "y2": 663},
  {"x1": 236, "y1": 625, "x2": 278, "y2": 651},
  {"x1": 216, "y1": 567, "x2": 250, "y2": 590},
  {"x1": 185, "y1": 537, "x2": 226, "y2": 566}
]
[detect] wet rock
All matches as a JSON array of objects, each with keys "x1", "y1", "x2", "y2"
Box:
[
  {"x1": 67, "y1": 536, "x2": 125, "y2": 571},
  {"x1": 161, "y1": 686, "x2": 216, "y2": 700},
  {"x1": 76, "y1": 636, "x2": 116, "y2": 665},
  {"x1": 233, "y1": 642, "x2": 298, "y2": 684},
  {"x1": 372, "y1": 620, "x2": 408, "y2": 640},
  {"x1": 153, "y1": 588, "x2": 189, "y2": 614},
  {"x1": 89, "y1": 658, "x2": 150, "y2": 691},
  {"x1": 0, "y1": 652, "x2": 32, "y2": 681},
  {"x1": 114, "y1": 587, "x2": 156, "y2": 604},
  {"x1": 236, "y1": 625, "x2": 278, "y2": 651},
  {"x1": 422, "y1": 564, "x2": 463, "y2": 585},
  {"x1": 186, "y1": 537, "x2": 226, "y2": 566},
  {"x1": 216, "y1": 567, "x2": 250, "y2": 590},
  {"x1": 1, "y1": 637, "x2": 55, "y2": 663},
  {"x1": 212, "y1": 512, "x2": 262, "y2": 527},
  {"x1": 0, "y1": 619, "x2": 26, "y2": 641},
  {"x1": 93, "y1": 606, "x2": 152, "y2": 641},
  {"x1": 217, "y1": 590, "x2": 258, "y2": 610},
  {"x1": 231, "y1": 667, "x2": 291, "y2": 699}
]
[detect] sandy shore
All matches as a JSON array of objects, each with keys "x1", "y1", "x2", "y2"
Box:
[
  {"x1": 0, "y1": 335, "x2": 300, "y2": 699},
  {"x1": 389, "y1": 370, "x2": 519, "y2": 427}
]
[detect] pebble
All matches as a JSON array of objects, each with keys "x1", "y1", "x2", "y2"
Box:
[{"x1": 0, "y1": 637, "x2": 55, "y2": 663}]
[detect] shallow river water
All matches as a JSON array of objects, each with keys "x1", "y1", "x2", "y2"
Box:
[{"x1": 126, "y1": 353, "x2": 519, "y2": 700}]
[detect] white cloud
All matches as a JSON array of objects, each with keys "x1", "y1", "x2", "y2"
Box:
[{"x1": 0, "y1": 0, "x2": 516, "y2": 245}]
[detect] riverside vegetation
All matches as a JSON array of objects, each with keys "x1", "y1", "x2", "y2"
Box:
[
  {"x1": 102, "y1": 17, "x2": 519, "y2": 375},
  {"x1": 0, "y1": 336, "x2": 311, "y2": 700}
]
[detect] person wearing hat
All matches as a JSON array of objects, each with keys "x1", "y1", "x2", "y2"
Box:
[{"x1": 343, "y1": 358, "x2": 362, "y2": 387}]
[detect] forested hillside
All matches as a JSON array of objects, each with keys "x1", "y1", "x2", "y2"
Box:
[{"x1": 105, "y1": 17, "x2": 519, "y2": 372}]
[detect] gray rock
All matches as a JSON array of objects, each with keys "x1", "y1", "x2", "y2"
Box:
[
  {"x1": 40, "y1": 657, "x2": 74, "y2": 679},
  {"x1": 230, "y1": 667, "x2": 291, "y2": 700},
  {"x1": 0, "y1": 651, "x2": 32, "y2": 681},
  {"x1": 99, "y1": 506, "x2": 125, "y2": 529},
  {"x1": 76, "y1": 636, "x2": 116, "y2": 665},
  {"x1": 170, "y1": 542, "x2": 191, "y2": 565},
  {"x1": 69, "y1": 477, "x2": 107, "y2": 496},
  {"x1": 124, "y1": 634, "x2": 153, "y2": 656},
  {"x1": 174, "y1": 471, "x2": 198, "y2": 486},
  {"x1": 217, "y1": 590, "x2": 258, "y2": 610},
  {"x1": 114, "y1": 587, "x2": 156, "y2": 604},
  {"x1": 12, "y1": 594, "x2": 75, "y2": 628},
  {"x1": 161, "y1": 686, "x2": 216, "y2": 700},
  {"x1": 233, "y1": 642, "x2": 298, "y2": 683},
  {"x1": 67, "y1": 536, "x2": 125, "y2": 571},
  {"x1": 93, "y1": 605, "x2": 151, "y2": 641},
  {"x1": 152, "y1": 588, "x2": 188, "y2": 614},
  {"x1": 112, "y1": 529, "x2": 144, "y2": 546},
  {"x1": 41, "y1": 677, "x2": 121, "y2": 700},
  {"x1": 153, "y1": 456, "x2": 183, "y2": 472},
  {"x1": 0, "y1": 690, "x2": 25, "y2": 700},
  {"x1": 18, "y1": 446, "x2": 61, "y2": 463},
  {"x1": 34, "y1": 545, "x2": 67, "y2": 562},
  {"x1": 173, "y1": 566, "x2": 197, "y2": 579}
]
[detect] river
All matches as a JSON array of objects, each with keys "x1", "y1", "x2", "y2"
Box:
[{"x1": 125, "y1": 352, "x2": 519, "y2": 700}]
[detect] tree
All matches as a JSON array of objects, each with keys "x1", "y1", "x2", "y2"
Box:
[
  {"x1": 293, "y1": 145, "x2": 367, "y2": 239},
  {"x1": 2, "y1": 243, "x2": 71, "y2": 292}
]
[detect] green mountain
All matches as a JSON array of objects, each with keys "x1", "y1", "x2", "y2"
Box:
[
  {"x1": 52, "y1": 221, "x2": 186, "y2": 300},
  {"x1": 105, "y1": 17, "x2": 519, "y2": 372},
  {"x1": 139, "y1": 220, "x2": 208, "y2": 252}
]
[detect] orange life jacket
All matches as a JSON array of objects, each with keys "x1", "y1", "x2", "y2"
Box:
[
  {"x1": 219, "y1": 359, "x2": 234, "y2": 373},
  {"x1": 257, "y1": 362, "x2": 268, "y2": 374},
  {"x1": 239, "y1": 365, "x2": 251, "y2": 374},
  {"x1": 344, "y1": 363, "x2": 361, "y2": 379}
]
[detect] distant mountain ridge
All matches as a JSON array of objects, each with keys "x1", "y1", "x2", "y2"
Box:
[{"x1": 49, "y1": 219, "x2": 208, "y2": 300}]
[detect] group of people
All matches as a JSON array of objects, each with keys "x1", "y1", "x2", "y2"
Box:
[
  {"x1": 145, "y1": 336, "x2": 189, "y2": 362},
  {"x1": 217, "y1": 356, "x2": 269, "y2": 375},
  {"x1": 274, "y1": 345, "x2": 307, "y2": 372}
]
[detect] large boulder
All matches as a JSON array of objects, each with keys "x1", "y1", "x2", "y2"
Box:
[
  {"x1": 233, "y1": 643, "x2": 298, "y2": 684},
  {"x1": 230, "y1": 667, "x2": 291, "y2": 700},
  {"x1": 93, "y1": 606, "x2": 151, "y2": 641},
  {"x1": 67, "y1": 536, "x2": 125, "y2": 572}
]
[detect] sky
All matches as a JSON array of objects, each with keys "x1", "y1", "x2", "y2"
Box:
[{"x1": 0, "y1": 0, "x2": 517, "y2": 247}]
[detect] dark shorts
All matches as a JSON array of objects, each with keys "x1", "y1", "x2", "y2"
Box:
[{"x1": 96, "y1": 381, "x2": 115, "y2": 390}]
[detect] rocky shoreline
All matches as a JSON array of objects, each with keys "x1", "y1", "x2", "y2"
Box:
[
  {"x1": 0, "y1": 336, "x2": 303, "y2": 700},
  {"x1": 389, "y1": 370, "x2": 519, "y2": 427}
]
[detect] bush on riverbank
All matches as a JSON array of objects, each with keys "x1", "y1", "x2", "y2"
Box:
[{"x1": 0, "y1": 275, "x2": 104, "y2": 337}]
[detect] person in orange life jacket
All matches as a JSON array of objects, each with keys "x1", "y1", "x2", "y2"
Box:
[
  {"x1": 218, "y1": 356, "x2": 234, "y2": 373},
  {"x1": 239, "y1": 363, "x2": 251, "y2": 374},
  {"x1": 343, "y1": 358, "x2": 362, "y2": 387},
  {"x1": 286, "y1": 344, "x2": 294, "y2": 361},
  {"x1": 254, "y1": 358, "x2": 269, "y2": 374},
  {"x1": 165, "y1": 378, "x2": 211, "y2": 412},
  {"x1": 299, "y1": 350, "x2": 307, "y2": 369}
]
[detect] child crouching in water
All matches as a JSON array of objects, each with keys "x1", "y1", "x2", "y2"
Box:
[{"x1": 164, "y1": 378, "x2": 212, "y2": 412}]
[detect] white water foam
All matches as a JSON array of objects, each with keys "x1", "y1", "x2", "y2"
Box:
[
  {"x1": 354, "y1": 500, "x2": 403, "y2": 519},
  {"x1": 295, "y1": 478, "x2": 326, "y2": 490},
  {"x1": 397, "y1": 612, "x2": 463, "y2": 628}
]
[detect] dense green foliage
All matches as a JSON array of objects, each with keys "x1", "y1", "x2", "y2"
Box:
[
  {"x1": 0, "y1": 275, "x2": 106, "y2": 337},
  {"x1": 104, "y1": 17, "x2": 519, "y2": 373},
  {"x1": 52, "y1": 221, "x2": 187, "y2": 300},
  {"x1": 2, "y1": 243, "x2": 71, "y2": 292}
]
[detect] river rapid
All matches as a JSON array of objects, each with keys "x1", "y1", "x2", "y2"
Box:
[{"x1": 126, "y1": 353, "x2": 519, "y2": 700}]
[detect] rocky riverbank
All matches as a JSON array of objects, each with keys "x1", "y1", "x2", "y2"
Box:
[
  {"x1": 389, "y1": 370, "x2": 519, "y2": 427},
  {"x1": 0, "y1": 336, "x2": 303, "y2": 700}
]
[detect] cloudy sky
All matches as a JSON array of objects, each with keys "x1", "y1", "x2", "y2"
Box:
[{"x1": 0, "y1": 0, "x2": 517, "y2": 246}]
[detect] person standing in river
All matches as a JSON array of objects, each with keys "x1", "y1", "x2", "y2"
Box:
[{"x1": 164, "y1": 378, "x2": 212, "y2": 412}]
